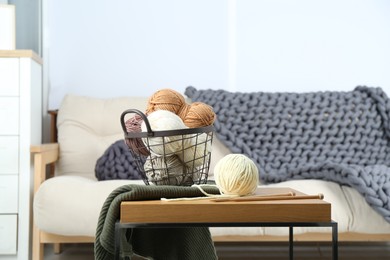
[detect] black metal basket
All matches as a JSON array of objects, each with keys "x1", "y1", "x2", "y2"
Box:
[{"x1": 120, "y1": 109, "x2": 214, "y2": 186}]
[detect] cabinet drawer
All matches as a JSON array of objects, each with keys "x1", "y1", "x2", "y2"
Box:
[
  {"x1": 0, "y1": 214, "x2": 17, "y2": 255},
  {"x1": 0, "y1": 97, "x2": 19, "y2": 135},
  {"x1": 0, "y1": 136, "x2": 18, "y2": 174},
  {"x1": 0, "y1": 58, "x2": 19, "y2": 96},
  {"x1": 0, "y1": 175, "x2": 18, "y2": 213}
]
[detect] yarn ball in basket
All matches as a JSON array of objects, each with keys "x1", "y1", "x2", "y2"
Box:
[
  {"x1": 141, "y1": 110, "x2": 191, "y2": 156},
  {"x1": 214, "y1": 154, "x2": 259, "y2": 196},
  {"x1": 143, "y1": 154, "x2": 193, "y2": 185},
  {"x1": 184, "y1": 102, "x2": 216, "y2": 128},
  {"x1": 177, "y1": 133, "x2": 212, "y2": 169},
  {"x1": 124, "y1": 114, "x2": 150, "y2": 156},
  {"x1": 146, "y1": 89, "x2": 186, "y2": 117},
  {"x1": 146, "y1": 88, "x2": 216, "y2": 128}
]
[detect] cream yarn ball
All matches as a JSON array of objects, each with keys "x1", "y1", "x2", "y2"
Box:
[
  {"x1": 214, "y1": 154, "x2": 259, "y2": 196},
  {"x1": 177, "y1": 133, "x2": 212, "y2": 168},
  {"x1": 141, "y1": 110, "x2": 191, "y2": 156}
]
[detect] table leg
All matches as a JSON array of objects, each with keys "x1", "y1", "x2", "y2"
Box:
[
  {"x1": 289, "y1": 226, "x2": 293, "y2": 260},
  {"x1": 115, "y1": 222, "x2": 121, "y2": 260},
  {"x1": 332, "y1": 222, "x2": 338, "y2": 260}
]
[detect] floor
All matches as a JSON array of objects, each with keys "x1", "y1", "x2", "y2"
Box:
[{"x1": 43, "y1": 241, "x2": 390, "y2": 259}]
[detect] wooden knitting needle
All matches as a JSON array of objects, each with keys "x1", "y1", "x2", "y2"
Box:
[
  {"x1": 213, "y1": 191, "x2": 296, "y2": 202},
  {"x1": 213, "y1": 193, "x2": 324, "y2": 202}
]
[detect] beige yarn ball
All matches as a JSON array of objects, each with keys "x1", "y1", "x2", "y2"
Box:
[
  {"x1": 177, "y1": 133, "x2": 212, "y2": 168},
  {"x1": 214, "y1": 154, "x2": 259, "y2": 196},
  {"x1": 141, "y1": 110, "x2": 191, "y2": 156}
]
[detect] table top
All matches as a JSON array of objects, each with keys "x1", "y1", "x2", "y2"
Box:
[{"x1": 120, "y1": 187, "x2": 331, "y2": 224}]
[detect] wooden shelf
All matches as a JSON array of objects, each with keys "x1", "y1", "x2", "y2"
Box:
[{"x1": 0, "y1": 50, "x2": 42, "y2": 64}]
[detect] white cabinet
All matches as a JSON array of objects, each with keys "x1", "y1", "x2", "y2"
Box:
[
  {"x1": 0, "y1": 58, "x2": 19, "y2": 96},
  {"x1": 0, "y1": 137, "x2": 19, "y2": 174},
  {"x1": 0, "y1": 175, "x2": 18, "y2": 213},
  {"x1": 0, "y1": 97, "x2": 19, "y2": 135},
  {"x1": 0, "y1": 50, "x2": 42, "y2": 260},
  {"x1": 0, "y1": 215, "x2": 18, "y2": 255}
]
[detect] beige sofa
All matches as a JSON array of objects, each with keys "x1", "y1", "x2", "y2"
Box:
[{"x1": 31, "y1": 94, "x2": 390, "y2": 260}]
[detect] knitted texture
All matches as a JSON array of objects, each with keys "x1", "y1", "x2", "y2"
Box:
[
  {"x1": 95, "y1": 140, "x2": 143, "y2": 181},
  {"x1": 94, "y1": 184, "x2": 220, "y2": 260},
  {"x1": 185, "y1": 86, "x2": 390, "y2": 222}
]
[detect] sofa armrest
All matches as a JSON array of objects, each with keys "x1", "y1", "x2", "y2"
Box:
[{"x1": 31, "y1": 143, "x2": 59, "y2": 193}]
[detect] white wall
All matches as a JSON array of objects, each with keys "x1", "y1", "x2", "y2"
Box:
[
  {"x1": 236, "y1": 0, "x2": 390, "y2": 93},
  {"x1": 46, "y1": 0, "x2": 229, "y2": 109},
  {"x1": 45, "y1": 0, "x2": 390, "y2": 109}
]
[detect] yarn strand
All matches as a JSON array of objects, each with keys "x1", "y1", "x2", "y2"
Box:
[{"x1": 161, "y1": 184, "x2": 240, "y2": 202}]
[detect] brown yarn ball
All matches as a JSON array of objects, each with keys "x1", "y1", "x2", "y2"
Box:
[
  {"x1": 124, "y1": 115, "x2": 150, "y2": 156},
  {"x1": 184, "y1": 102, "x2": 216, "y2": 128},
  {"x1": 177, "y1": 103, "x2": 190, "y2": 122},
  {"x1": 146, "y1": 89, "x2": 186, "y2": 116}
]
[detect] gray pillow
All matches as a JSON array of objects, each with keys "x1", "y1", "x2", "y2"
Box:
[{"x1": 95, "y1": 140, "x2": 143, "y2": 181}]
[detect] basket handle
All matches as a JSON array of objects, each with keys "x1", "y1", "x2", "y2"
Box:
[{"x1": 120, "y1": 109, "x2": 154, "y2": 136}]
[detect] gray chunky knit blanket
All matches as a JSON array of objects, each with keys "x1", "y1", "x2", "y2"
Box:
[
  {"x1": 185, "y1": 86, "x2": 390, "y2": 222},
  {"x1": 95, "y1": 140, "x2": 143, "y2": 181}
]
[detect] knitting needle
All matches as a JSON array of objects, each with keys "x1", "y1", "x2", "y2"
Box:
[
  {"x1": 212, "y1": 191, "x2": 296, "y2": 202},
  {"x1": 213, "y1": 193, "x2": 324, "y2": 202}
]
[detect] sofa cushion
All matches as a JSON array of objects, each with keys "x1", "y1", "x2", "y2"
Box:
[
  {"x1": 208, "y1": 136, "x2": 231, "y2": 178},
  {"x1": 33, "y1": 177, "x2": 362, "y2": 238},
  {"x1": 260, "y1": 180, "x2": 352, "y2": 236},
  {"x1": 56, "y1": 94, "x2": 149, "y2": 179},
  {"x1": 33, "y1": 176, "x2": 144, "y2": 236},
  {"x1": 34, "y1": 176, "x2": 390, "y2": 238},
  {"x1": 341, "y1": 185, "x2": 390, "y2": 234}
]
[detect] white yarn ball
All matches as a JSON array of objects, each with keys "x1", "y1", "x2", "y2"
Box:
[
  {"x1": 214, "y1": 154, "x2": 259, "y2": 196},
  {"x1": 141, "y1": 110, "x2": 190, "y2": 156},
  {"x1": 177, "y1": 133, "x2": 212, "y2": 168},
  {"x1": 144, "y1": 154, "x2": 191, "y2": 185}
]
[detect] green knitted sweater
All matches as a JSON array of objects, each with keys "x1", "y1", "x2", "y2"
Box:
[{"x1": 94, "y1": 184, "x2": 220, "y2": 260}]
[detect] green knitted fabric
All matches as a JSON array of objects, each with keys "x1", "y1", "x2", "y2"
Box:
[{"x1": 94, "y1": 184, "x2": 220, "y2": 260}]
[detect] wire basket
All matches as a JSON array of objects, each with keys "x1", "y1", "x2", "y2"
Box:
[{"x1": 120, "y1": 109, "x2": 214, "y2": 186}]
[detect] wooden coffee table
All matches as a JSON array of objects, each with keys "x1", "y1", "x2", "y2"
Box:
[{"x1": 116, "y1": 187, "x2": 338, "y2": 260}]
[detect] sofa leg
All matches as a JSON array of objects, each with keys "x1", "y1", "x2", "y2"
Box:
[
  {"x1": 32, "y1": 225, "x2": 44, "y2": 260},
  {"x1": 32, "y1": 244, "x2": 44, "y2": 260},
  {"x1": 54, "y1": 243, "x2": 62, "y2": 254}
]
